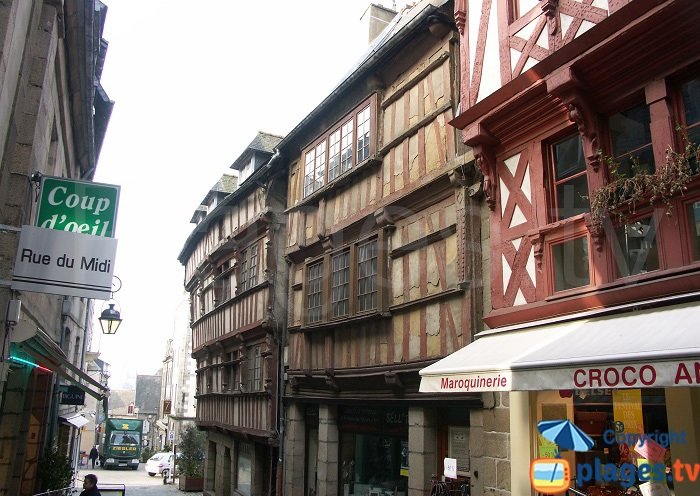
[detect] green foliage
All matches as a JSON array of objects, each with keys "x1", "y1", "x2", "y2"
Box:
[
  {"x1": 178, "y1": 426, "x2": 206, "y2": 477},
  {"x1": 590, "y1": 134, "x2": 699, "y2": 230},
  {"x1": 37, "y1": 446, "x2": 74, "y2": 491}
]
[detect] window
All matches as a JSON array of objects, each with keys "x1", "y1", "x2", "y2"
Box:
[
  {"x1": 328, "y1": 129, "x2": 341, "y2": 181},
  {"x1": 686, "y1": 200, "x2": 700, "y2": 261},
  {"x1": 305, "y1": 236, "x2": 382, "y2": 325},
  {"x1": 549, "y1": 134, "x2": 589, "y2": 220},
  {"x1": 302, "y1": 99, "x2": 375, "y2": 198},
  {"x1": 236, "y1": 443, "x2": 253, "y2": 496},
  {"x1": 357, "y1": 239, "x2": 378, "y2": 312},
  {"x1": 357, "y1": 106, "x2": 371, "y2": 163},
  {"x1": 681, "y1": 78, "x2": 700, "y2": 171},
  {"x1": 551, "y1": 237, "x2": 590, "y2": 292},
  {"x1": 331, "y1": 251, "x2": 350, "y2": 317},
  {"x1": 340, "y1": 120, "x2": 354, "y2": 176},
  {"x1": 218, "y1": 217, "x2": 225, "y2": 241},
  {"x1": 222, "y1": 352, "x2": 236, "y2": 391},
  {"x1": 238, "y1": 241, "x2": 259, "y2": 292},
  {"x1": 306, "y1": 262, "x2": 324, "y2": 324},
  {"x1": 612, "y1": 216, "x2": 659, "y2": 278},
  {"x1": 246, "y1": 345, "x2": 262, "y2": 392},
  {"x1": 214, "y1": 261, "x2": 232, "y2": 305},
  {"x1": 609, "y1": 103, "x2": 654, "y2": 177}
]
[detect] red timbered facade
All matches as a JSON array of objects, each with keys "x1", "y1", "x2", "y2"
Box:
[
  {"x1": 279, "y1": 2, "x2": 486, "y2": 495},
  {"x1": 422, "y1": 0, "x2": 700, "y2": 495},
  {"x1": 179, "y1": 133, "x2": 287, "y2": 496}
]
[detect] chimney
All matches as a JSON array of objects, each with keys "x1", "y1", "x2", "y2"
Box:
[{"x1": 360, "y1": 3, "x2": 398, "y2": 44}]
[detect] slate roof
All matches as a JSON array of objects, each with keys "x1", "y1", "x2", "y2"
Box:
[
  {"x1": 210, "y1": 174, "x2": 238, "y2": 194},
  {"x1": 230, "y1": 131, "x2": 283, "y2": 171}
]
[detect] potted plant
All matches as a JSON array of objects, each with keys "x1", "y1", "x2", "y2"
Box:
[
  {"x1": 178, "y1": 426, "x2": 206, "y2": 492},
  {"x1": 36, "y1": 446, "x2": 73, "y2": 493}
]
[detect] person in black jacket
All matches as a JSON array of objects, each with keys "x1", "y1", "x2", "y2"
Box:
[
  {"x1": 80, "y1": 474, "x2": 101, "y2": 496},
  {"x1": 89, "y1": 446, "x2": 99, "y2": 469}
]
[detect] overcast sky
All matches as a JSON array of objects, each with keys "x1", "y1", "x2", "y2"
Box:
[{"x1": 90, "y1": 1, "x2": 411, "y2": 388}]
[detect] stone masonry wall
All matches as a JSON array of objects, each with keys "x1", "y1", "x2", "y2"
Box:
[{"x1": 470, "y1": 392, "x2": 511, "y2": 496}]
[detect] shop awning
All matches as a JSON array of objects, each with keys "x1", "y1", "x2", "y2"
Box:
[
  {"x1": 59, "y1": 413, "x2": 90, "y2": 429},
  {"x1": 419, "y1": 299, "x2": 700, "y2": 393},
  {"x1": 11, "y1": 322, "x2": 109, "y2": 400}
]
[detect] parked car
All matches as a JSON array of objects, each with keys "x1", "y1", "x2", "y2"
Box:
[{"x1": 145, "y1": 452, "x2": 176, "y2": 477}]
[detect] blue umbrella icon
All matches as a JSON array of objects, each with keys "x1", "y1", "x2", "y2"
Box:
[{"x1": 538, "y1": 419, "x2": 594, "y2": 452}]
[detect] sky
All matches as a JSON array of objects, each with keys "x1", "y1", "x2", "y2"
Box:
[{"x1": 90, "y1": 1, "x2": 412, "y2": 388}]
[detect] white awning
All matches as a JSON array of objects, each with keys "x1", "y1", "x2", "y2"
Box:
[
  {"x1": 60, "y1": 414, "x2": 89, "y2": 429},
  {"x1": 419, "y1": 300, "x2": 700, "y2": 393}
]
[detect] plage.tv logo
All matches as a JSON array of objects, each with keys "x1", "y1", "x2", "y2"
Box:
[{"x1": 531, "y1": 458, "x2": 571, "y2": 494}]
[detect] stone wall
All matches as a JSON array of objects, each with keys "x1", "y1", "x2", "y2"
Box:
[{"x1": 470, "y1": 393, "x2": 511, "y2": 496}]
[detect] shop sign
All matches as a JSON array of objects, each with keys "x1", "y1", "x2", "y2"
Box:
[
  {"x1": 163, "y1": 400, "x2": 172, "y2": 415},
  {"x1": 11, "y1": 225, "x2": 117, "y2": 300},
  {"x1": 59, "y1": 385, "x2": 85, "y2": 405},
  {"x1": 444, "y1": 457, "x2": 457, "y2": 479},
  {"x1": 36, "y1": 176, "x2": 120, "y2": 238}
]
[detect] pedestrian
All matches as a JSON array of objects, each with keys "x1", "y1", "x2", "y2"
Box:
[
  {"x1": 89, "y1": 445, "x2": 99, "y2": 469},
  {"x1": 80, "y1": 474, "x2": 101, "y2": 496}
]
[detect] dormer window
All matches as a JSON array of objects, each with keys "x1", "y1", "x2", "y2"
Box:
[{"x1": 303, "y1": 96, "x2": 377, "y2": 198}]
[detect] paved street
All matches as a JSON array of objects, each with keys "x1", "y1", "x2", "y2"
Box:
[{"x1": 74, "y1": 463, "x2": 203, "y2": 496}]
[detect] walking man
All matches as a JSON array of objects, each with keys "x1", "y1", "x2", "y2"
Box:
[{"x1": 89, "y1": 446, "x2": 99, "y2": 469}]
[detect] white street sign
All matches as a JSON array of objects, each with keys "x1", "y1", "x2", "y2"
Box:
[{"x1": 11, "y1": 225, "x2": 118, "y2": 299}]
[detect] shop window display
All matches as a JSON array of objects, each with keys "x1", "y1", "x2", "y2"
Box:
[
  {"x1": 338, "y1": 406, "x2": 408, "y2": 496},
  {"x1": 537, "y1": 389, "x2": 674, "y2": 495}
]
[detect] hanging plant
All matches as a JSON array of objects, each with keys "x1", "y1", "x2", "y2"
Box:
[{"x1": 589, "y1": 132, "x2": 699, "y2": 230}]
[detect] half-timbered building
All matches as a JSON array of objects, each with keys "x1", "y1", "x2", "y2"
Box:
[
  {"x1": 421, "y1": 1, "x2": 700, "y2": 495},
  {"x1": 179, "y1": 132, "x2": 287, "y2": 496},
  {"x1": 279, "y1": 2, "x2": 485, "y2": 495}
]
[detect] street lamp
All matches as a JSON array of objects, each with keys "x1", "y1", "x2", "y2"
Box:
[{"x1": 99, "y1": 303, "x2": 122, "y2": 335}]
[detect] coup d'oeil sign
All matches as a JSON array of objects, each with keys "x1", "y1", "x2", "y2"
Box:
[{"x1": 36, "y1": 176, "x2": 120, "y2": 238}]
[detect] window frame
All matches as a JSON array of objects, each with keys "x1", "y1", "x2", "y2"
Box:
[
  {"x1": 213, "y1": 259, "x2": 233, "y2": 306},
  {"x1": 237, "y1": 240, "x2": 261, "y2": 294},
  {"x1": 301, "y1": 95, "x2": 377, "y2": 199},
  {"x1": 606, "y1": 101, "x2": 656, "y2": 178},
  {"x1": 607, "y1": 210, "x2": 662, "y2": 280},
  {"x1": 546, "y1": 132, "x2": 590, "y2": 223},
  {"x1": 304, "y1": 232, "x2": 385, "y2": 326},
  {"x1": 546, "y1": 231, "x2": 593, "y2": 296},
  {"x1": 246, "y1": 345, "x2": 262, "y2": 392}
]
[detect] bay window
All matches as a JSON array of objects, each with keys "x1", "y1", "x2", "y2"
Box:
[
  {"x1": 302, "y1": 97, "x2": 376, "y2": 199},
  {"x1": 305, "y1": 235, "x2": 383, "y2": 325}
]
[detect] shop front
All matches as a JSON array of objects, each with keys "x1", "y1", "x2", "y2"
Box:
[
  {"x1": 337, "y1": 406, "x2": 409, "y2": 496},
  {"x1": 420, "y1": 298, "x2": 700, "y2": 496}
]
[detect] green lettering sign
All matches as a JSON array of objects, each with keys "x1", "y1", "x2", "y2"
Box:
[{"x1": 36, "y1": 177, "x2": 120, "y2": 238}]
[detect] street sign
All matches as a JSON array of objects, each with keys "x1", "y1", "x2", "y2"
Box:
[
  {"x1": 11, "y1": 225, "x2": 118, "y2": 299},
  {"x1": 36, "y1": 176, "x2": 120, "y2": 238},
  {"x1": 60, "y1": 385, "x2": 86, "y2": 405}
]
